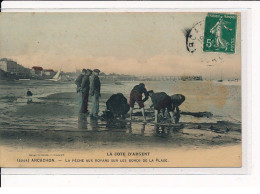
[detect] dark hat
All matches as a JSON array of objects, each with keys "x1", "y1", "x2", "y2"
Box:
[
  {"x1": 86, "y1": 69, "x2": 92, "y2": 73},
  {"x1": 82, "y1": 68, "x2": 87, "y2": 73},
  {"x1": 93, "y1": 69, "x2": 100, "y2": 73}
]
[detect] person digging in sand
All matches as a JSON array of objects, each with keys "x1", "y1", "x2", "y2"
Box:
[
  {"x1": 129, "y1": 83, "x2": 149, "y2": 122},
  {"x1": 148, "y1": 90, "x2": 175, "y2": 123},
  {"x1": 170, "y1": 94, "x2": 186, "y2": 123}
]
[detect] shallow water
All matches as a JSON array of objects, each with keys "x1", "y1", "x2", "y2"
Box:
[
  {"x1": 0, "y1": 79, "x2": 241, "y2": 148},
  {"x1": 0, "y1": 79, "x2": 241, "y2": 123}
]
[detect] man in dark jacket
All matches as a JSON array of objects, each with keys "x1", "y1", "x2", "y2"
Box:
[
  {"x1": 148, "y1": 91, "x2": 175, "y2": 123},
  {"x1": 75, "y1": 69, "x2": 86, "y2": 113},
  {"x1": 75, "y1": 69, "x2": 92, "y2": 113},
  {"x1": 90, "y1": 69, "x2": 101, "y2": 118},
  {"x1": 75, "y1": 69, "x2": 86, "y2": 93},
  {"x1": 129, "y1": 83, "x2": 149, "y2": 121},
  {"x1": 80, "y1": 69, "x2": 92, "y2": 113}
]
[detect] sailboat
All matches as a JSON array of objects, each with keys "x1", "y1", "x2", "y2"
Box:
[{"x1": 47, "y1": 69, "x2": 62, "y2": 82}]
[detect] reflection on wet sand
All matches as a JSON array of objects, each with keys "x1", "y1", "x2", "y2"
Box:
[
  {"x1": 0, "y1": 111, "x2": 240, "y2": 150},
  {"x1": 78, "y1": 113, "x2": 88, "y2": 129},
  {"x1": 154, "y1": 124, "x2": 170, "y2": 137},
  {"x1": 78, "y1": 113, "x2": 183, "y2": 138},
  {"x1": 129, "y1": 123, "x2": 146, "y2": 136},
  {"x1": 0, "y1": 115, "x2": 241, "y2": 150},
  {"x1": 105, "y1": 119, "x2": 128, "y2": 131},
  {"x1": 141, "y1": 123, "x2": 146, "y2": 136},
  {"x1": 89, "y1": 117, "x2": 99, "y2": 131}
]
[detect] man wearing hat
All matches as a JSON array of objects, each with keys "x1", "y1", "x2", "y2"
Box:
[
  {"x1": 75, "y1": 69, "x2": 92, "y2": 113},
  {"x1": 75, "y1": 69, "x2": 87, "y2": 113},
  {"x1": 80, "y1": 69, "x2": 92, "y2": 113},
  {"x1": 90, "y1": 69, "x2": 101, "y2": 118}
]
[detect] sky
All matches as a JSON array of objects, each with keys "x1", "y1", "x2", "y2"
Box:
[{"x1": 0, "y1": 12, "x2": 241, "y2": 79}]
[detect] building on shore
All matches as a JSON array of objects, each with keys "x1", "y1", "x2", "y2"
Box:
[
  {"x1": 31, "y1": 66, "x2": 58, "y2": 79},
  {"x1": 0, "y1": 58, "x2": 58, "y2": 80},
  {"x1": 0, "y1": 58, "x2": 31, "y2": 74},
  {"x1": 31, "y1": 66, "x2": 44, "y2": 76},
  {"x1": 44, "y1": 69, "x2": 55, "y2": 76},
  {"x1": 0, "y1": 58, "x2": 32, "y2": 80}
]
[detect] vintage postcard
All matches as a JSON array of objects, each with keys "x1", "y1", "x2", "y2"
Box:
[{"x1": 0, "y1": 12, "x2": 242, "y2": 168}]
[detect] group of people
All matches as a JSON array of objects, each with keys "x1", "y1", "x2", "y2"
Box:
[
  {"x1": 129, "y1": 83, "x2": 185, "y2": 123},
  {"x1": 75, "y1": 69, "x2": 185, "y2": 123},
  {"x1": 75, "y1": 68, "x2": 101, "y2": 118}
]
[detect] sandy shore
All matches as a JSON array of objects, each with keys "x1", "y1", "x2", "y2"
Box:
[
  {"x1": 1, "y1": 91, "x2": 241, "y2": 148},
  {"x1": 0, "y1": 91, "x2": 242, "y2": 167}
]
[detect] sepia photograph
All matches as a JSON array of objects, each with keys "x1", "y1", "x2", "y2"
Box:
[{"x1": 0, "y1": 12, "x2": 242, "y2": 167}]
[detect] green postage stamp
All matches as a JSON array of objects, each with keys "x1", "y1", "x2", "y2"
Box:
[{"x1": 203, "y1": 13, "x2": 237, "y2": 53}]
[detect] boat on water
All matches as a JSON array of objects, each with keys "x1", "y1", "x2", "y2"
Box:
[{"x1": 46, "y1": 69, "x2": 62, "y2": 82}]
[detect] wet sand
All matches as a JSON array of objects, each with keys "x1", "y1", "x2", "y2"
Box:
[
  {"x1": 0, "y1": 91, "x2": 242, "y2": 167},
  {"x1": 0, "y1": 122, "x2": 241, "y2": 150},
  {"x1": 0, "y1": 91, "x2": 241, "y2": 149}
]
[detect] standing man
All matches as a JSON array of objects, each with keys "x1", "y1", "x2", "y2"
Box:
[
  {"x1": 75, "y1": 69, "x2": 87, "y2": 113},
  {"x1": 80, "y1": 69, "x2": 92, "y2": 113},
  {"x1": 129, "y1": 83, "x2": 149, "y2": 122},
  {"x1": 90, "y1": 69, "x2": 101, "y2": 118}
]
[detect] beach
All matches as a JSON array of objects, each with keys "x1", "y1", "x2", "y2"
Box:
[{"x1": 0, "y1": 79, "x2": 242, "y2": 167}]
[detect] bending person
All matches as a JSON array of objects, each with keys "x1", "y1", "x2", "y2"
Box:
[
  {"x1": 170, "y1": 94, "x2": 185, "y2": 123},
  {"x1": 129, "y1": 83, "x2": 149, "y2": 121},
  {"x1": 106, "y1": 93, "x2": 130, "y2": 118},
  {"x1": 148, "y1": 91, "x2": 175, "y2": 123}
]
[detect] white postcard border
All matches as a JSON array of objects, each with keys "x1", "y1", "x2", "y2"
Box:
[{"x1": 0, "y1": 1, "x2": 252, "y2": 175}]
